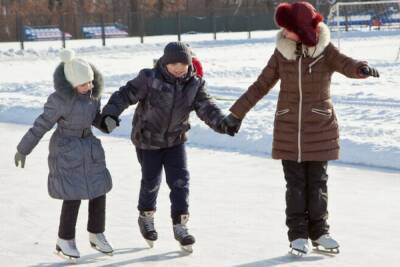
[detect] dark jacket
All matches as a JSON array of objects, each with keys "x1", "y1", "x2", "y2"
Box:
[
  {"x1": 17, "y1": 63, "x2": 112, "y2": 200},
  {"x1": 101, "y1": 62, "x2": 225, "y2": 150},
  {"x1": 230, "y1": 23, "x2": 367, "y2": 162}
]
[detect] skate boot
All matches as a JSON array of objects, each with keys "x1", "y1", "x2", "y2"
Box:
[
  {"x1": 289, "y1": 238, "x2": 310, "y2": 256},
  {"x1": 173, "y1": 214, "x2": 195, "y2": 253},
  {"x1": 138, "y1": 211, "x2": 158, "y2": 248},
  {"x1": 55, "y1": 238, "x2": 80, "y2": 262},
  {"x1": 312, "y1": 234, "x2": 340, "y2": 254},
  {"x1": 89, "y1": 232, "x2": 114, "y2": 255}
]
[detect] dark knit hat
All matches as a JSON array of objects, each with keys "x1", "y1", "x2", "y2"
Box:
[
  {"x1": 161, "y1": 42, "x2": 192, "y2": 65},
  {"x1": 275, "y1": 1, "x2": 324, "y2": 47}
]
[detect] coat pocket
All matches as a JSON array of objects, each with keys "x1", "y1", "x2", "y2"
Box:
[
  {"x1": 275, "y1": 108, "x2": 290, "y2": 117},
  {"x1": 91, "y1": 138, "x2": 106, "y2": 163},
  {"x1": 311, "y1": 108, "x2": 332, "y2": 117},
  {"x1": 57, "y1": 137, "x2": 75, "y2": 154},
  {"x1": 57, "y1": 138, "x2": 82, "y2": 170}
]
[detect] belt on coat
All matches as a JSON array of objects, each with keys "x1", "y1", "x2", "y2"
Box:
[{"x1": 57, "y1": 127, "x2": 93, "y2": 138}]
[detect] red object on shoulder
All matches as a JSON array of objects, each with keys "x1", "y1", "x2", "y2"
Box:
[{"x1": 192, "y1": 57, "x2": 203, "y2": 78}]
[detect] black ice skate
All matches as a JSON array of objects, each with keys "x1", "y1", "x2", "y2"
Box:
[
  {"x1": 173, "y1": 214, "x2": 195, "y2": 253},
  {"x1": 138, "y1": 211, "x2": 158, "y2": 248}
]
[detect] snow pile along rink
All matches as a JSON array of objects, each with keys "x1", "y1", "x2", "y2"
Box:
[{"x1": 0, "y1": 30, "x2": 399, "y2": 170}]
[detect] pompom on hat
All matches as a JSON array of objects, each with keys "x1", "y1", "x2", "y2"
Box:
[
  {"x1": 60, "y1": 49, "x2": 94, "y2": 87},
  {"x1": 275, "y1": 1, "x2": 324, "y2": 47}
]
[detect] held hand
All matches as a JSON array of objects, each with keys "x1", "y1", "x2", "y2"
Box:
[
  {"x1": 105, "y1": 116, "x2": 117, "y2": 133},
  {"x1": 14, "y1": 151, "x2": 26, "y2": 168},
  {"x1": 359, "y1": 66, "x2": 380, "y2": 78},
  {"x1": 101, "y1": 116, "x2": 119, "y2": 133},
  {"x1": 222, "y1": 113, "x2": 242, "y2": 136}
]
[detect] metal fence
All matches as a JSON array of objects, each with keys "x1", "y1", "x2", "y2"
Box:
[{"x1": 0, "y1": 7, "x2": 276, "y2": 49}]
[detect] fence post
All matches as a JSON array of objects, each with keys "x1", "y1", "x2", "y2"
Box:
[
  {"x1": 101, "y1": 14, "x2": 106, "y2": 46},
  {"x1": 127, "y1": 10, "x2": 133, "y2": 36},
  {"x1": 177, "y1": 11, "x2": 181, "y2": 41},
  {"x1": 212, "y1": 11, "x2": 217, "y2": 40},
  {"x1": 139, "y1": 10, "x2": 144, "y2": 44},
  {"x1": 16, "y1": 14, "x2": 24, "y2": 50},
  {"x1": 247, "y1": 15, "x2": 251, "y2": 39},
  {"x1": 60, "y1": 13, "x2": 66, "y2": 48}
]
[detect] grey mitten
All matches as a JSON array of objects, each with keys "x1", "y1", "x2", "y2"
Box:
[
  {"x1": 104, "y1": 116, "x2": 118, "y2": 133},
  {"x1": 14, "y1": 151, "x2": 26, "y2": 168}
]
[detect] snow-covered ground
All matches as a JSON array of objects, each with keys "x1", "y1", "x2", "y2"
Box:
[
  {"x1": 0, "y1": 29, "x2": 400, "y2": 169},
  {"x1": 0, "y1": 29, "x2": 399, "y2": 266},
  {"x1": 1, "y1": 122, "x2": 400, "y2": 266}
]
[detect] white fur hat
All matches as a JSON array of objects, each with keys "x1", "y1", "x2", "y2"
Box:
[{"x1": 60, "y1": 49, "x2": 94, "y2": 87}]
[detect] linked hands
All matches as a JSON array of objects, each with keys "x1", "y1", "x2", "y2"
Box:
[
  {"x1": 220, "y1": 113, "x2": 242, "y2": 137},
  {"x1": 101, "y1": 115, "x2": 120, "y2": 133}
]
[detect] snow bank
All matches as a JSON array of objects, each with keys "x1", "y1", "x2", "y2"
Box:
[{"x1": 1, "y1": 29, "x2": 399, "y2": 170}]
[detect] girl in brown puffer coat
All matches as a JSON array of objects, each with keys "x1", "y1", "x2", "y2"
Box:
[{"x1": 223, "y1": 1, "x2": 379, "y2": 255}]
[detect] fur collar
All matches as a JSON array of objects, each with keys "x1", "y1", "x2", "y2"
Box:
[
  {"x1": 53, "y1": 62, "x2": 104, "y2": 100},
  {"x1": 276, "y1": 22, "x2": 331, "y2": 60}
]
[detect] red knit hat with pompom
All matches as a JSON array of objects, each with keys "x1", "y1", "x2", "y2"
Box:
[{"x1": 275, "y1": 1, "x2": 324, "y2": 46}]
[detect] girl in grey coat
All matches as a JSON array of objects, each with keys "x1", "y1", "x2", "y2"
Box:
[{"x1": 14, "y1": 49, "x2": 113, "y2": 260}]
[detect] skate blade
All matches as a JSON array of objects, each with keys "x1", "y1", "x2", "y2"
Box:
[
  {"x1": 288, "y1": 248, "x2": 306, "y2": 257},
  {"x1": 54, "y1": 250, "x2": 79, "y2": 263},
  {"x1": 313, "y1": 246, "x2": 340, "y2": 255},
  {"x1": 180, "y1": 245, "x2": 193, "y2": 253},
  {"x1": 90, "y1": 243, "x2": 114, "y2": 256},
  {"x1": 145, "y1": 239, "x2": 154, "y2": 248}
]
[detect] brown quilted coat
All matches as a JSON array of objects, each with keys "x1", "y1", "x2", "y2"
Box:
[{"x1": 230, "y1": 23, "x2": 367, "y2": 162}]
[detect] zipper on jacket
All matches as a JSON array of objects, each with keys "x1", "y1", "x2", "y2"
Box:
[
  {"x1": 165, "y1": 81, "x2": 178, "y2": 146},
  {"x1": 275, "y1": 109, "x2": 290, "y2": 117},
  {"x1": 311, "y1": 108, "x2": 332, "y2": 117},
  {"x1": 308, "y1": 55, "x2": 324, "y2": 74},
  {"x1": 297, "y1": 56, "x2": 303, "y2": 163}
]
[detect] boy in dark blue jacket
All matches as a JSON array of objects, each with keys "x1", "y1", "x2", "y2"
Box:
[{"x1": 101, "y1": 42, "x2": 231, "y2": 252}]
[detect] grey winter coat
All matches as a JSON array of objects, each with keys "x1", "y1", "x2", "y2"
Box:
[
  {"x1": 17, "y1": 63, "x2": 112, "y2": 200},
  {"x1": 101, "y1": 62, "x2": 225, "y2": 150}
]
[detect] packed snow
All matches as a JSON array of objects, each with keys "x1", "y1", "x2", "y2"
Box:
[
  {"x1": 1, "y1": 122, "x2": 400, "y2": 266},
  {"x1": 0, "y1": 29, "x2": 399, "y2": 266},
  {"x1": 1, "y1": 30, "x2": 399, "y2": 170}
]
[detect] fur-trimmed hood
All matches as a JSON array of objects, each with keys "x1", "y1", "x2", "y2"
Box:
[
  {"x1": 53, "y1": 63, "x2": 104, "y2": 100},
  {"x1": 276, "y1": 22, "x2": 331, "y2": 60}
]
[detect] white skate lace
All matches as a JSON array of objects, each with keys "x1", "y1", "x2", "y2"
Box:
[
  {"x1": 141, "y1": 216, "x2": 155, "y2": 232},
  {"x1": 97, "y1": 234, "x2": 110, "y2": 246},
  {"x1": 66, "y1": 239, "x2": 78, "y2": 250},
  {"x1": 174, "y1": 224, "x2": 189, "y2": 240}
]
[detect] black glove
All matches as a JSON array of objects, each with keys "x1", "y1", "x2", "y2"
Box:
[
  {"x1": 221, "y1": 114, "x2": 242, "y2": 136},
  {"x1": 359, "y1": 66, "x2": 379, "y2": 78},
  {"x1": 100, "y1": 115, "x2": 120, "y2": 133}
]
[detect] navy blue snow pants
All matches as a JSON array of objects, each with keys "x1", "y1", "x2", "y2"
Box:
[{"x1": 136, "y1": 144, "x2": 190, "y2": 223}]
